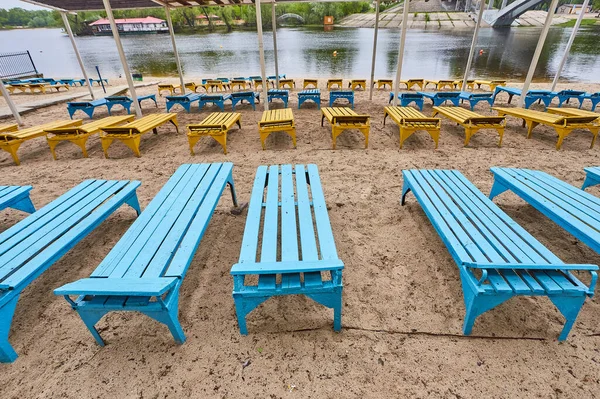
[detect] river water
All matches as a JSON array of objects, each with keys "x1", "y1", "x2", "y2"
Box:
[{"x1": 1, "y1": 25, "x2": 599, "y2": 82}]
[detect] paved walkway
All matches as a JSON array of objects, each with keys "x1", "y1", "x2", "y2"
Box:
[{"x1": 0, "y1": 81, "x2": 158, "y2": 119}]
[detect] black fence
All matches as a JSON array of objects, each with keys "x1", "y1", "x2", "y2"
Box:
[{"x1": 0, "y1": 51, "x2": 40, "y2": 80}]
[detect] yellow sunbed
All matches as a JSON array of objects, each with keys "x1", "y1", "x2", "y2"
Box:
[
  {"x1": 475, "y1": 80, "x2": 507, "y2": 91},
  {"x1": 231, "y1": 79, "x2": 249, "y2": 90},
  {"x1": 252, "y1": 79, "x2": 271, "y2": 90},
  {"x1": 349, "y1": 79, "x2": 367, "y2": 91},
  {"x1": 204, "y1": 80, "x2": 229, "y2": 92},
  {"x1": 493, "y1": 106, "x2": 599, "y2": 150},
  {"x1": 453, "y1": 80, "x2": 476, "y2": 90},
  {"x1": 45, "y1": 115, "x2": 135, "y2": 159},
  {"x1": 327, "y1": 79, "x2": 343, "y2": 90},
  {"x1": 27, "y1": 83, "x2": 70, "y2": 94},
  {"x1": 258, "y1": 108, "x2": 296, "y2": 149},
  {"x1": 547, "y1": 107, "x2": 600, "y2": 120},
  {"x1": 303, "y1": 79, "x2": 318, "y2": 89},
  {"x1": 321, "y1": 107, "x2": 370, "y2": 149},
  {"x1": 432, "y1": 106, "x2": 506, "y2": 146},
  {"x1": 0, "y1": 119, "x2": 82, "y2": 165},
  {"x1": 278, "y1": 79, "x2": 295, "y2": 89},
  {"x1": 100, "y1": 113, "x2": 179, "y2": 158},
  {"x1": 0, "y1": 124, "x2": 18, "y2": 134},
  {"x1": 374, "y1": 79, "x2": 393, "y2": 89},
  {"x1": 184, "y1": 82, "x2": 200, "y2": 93},
  {"x1": 424, "y1": 79, "x2": 455, "y2": 90},
  {"x1": 400, "y1": 79, "x2": 424, "y2": 90},
  {"x1": 383, "y1": 106, "x2": 441, "y2": 148},
  {"x1": 186, "y1": 112, "x2": 242, "y2": 155},
  {"x1": 158, "y1": 84, "x2": 182, "y2": 96}
]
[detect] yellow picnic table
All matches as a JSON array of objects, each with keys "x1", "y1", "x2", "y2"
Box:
[
  {"x1": 493, "y1": 106, "x2": 599, "y2": 150},
  {"x1": 321, "y1": 107, "x2": 370, "y2": 149},
  {"x1": 349, "y1": 79, "x2": 367, "y2": 91},
  {"x1": 0, "y1": 119, "x2": 82, "y2": 165},
  {"x1": 45, "y1": 115, "x2": 135, "y2": 159},
  {"x1": 433, "y1": 106, "x2": 506, "y2": 146},
  {"x1": 303, "y1": 79, "x2": 318, "y2": 89},
  {"x1": 187, "y1": 112, "x2": 242, "y2": 155},
  {"x1": 100, "y1": 113, "x2": 179, "y2": 158},
  {"x1": 327, "y1": 79, "x2": 343, "y2": 90},
  {"x1": 258, "y1": 108, "x2": 296, "y2": 149},
  {"x1": 384, "y1": 106, "x2": 441, "y2": 149},
  {"x1": 158, "y1": 84, "x2": 182, "y2": 96},
  {"x1": 400, "y1": 79, "x2": 424, "y2": 90},
  {"x1": 424, "y1": 79, "x2": 456, "y2": 90}
]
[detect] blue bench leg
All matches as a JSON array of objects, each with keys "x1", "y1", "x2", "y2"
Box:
[
  {"x1": 524, "y1": 98, "x2": 535, "y2": 109},
  {"x1": 417, "y1": 100, "x2": 424, "y2": 111},
  {"x1": 307, "y1": 290, "x2": 343, "y2": 332},
  {"x1": 125, "y1": 192, "x2": 141, "y2": 215},
  {"x1": 462, "y1": 290, "x2": 511, "y2": 335},
  {"x1": 10, "y1": 196, "x2": 36, "y2": 214},
  {"x1": 549, "y1": 296, "x2": 586, "y2": 341},
  {"x1": 488, "y1": 179, "x2": 509, "y2": 200},
  {"x1": 233, "y1": 295, "x2": 268, "y2": 335},
  {"x1": 227, "y1": 172, "x2": 239, "y2": 208},
  {"x1": 146, "y1": 305, "x2": 186, "y2": 344},
  {"x1": 217, "y1": 102, "x2": 225, "y2": 112},
  {"x1": 68, "y1": 108, "x2": 76, "y2": 119},
  {"x1": 401, "y1": 181, "x2": 413, "y2": 205},
  {"x1": 0, "y1": 296, "x2": 19, "y2": 363},
  {"x1": 76, "y1": 308, "x2": 108, "y2": 347},
  {"x1": 581, "y1": 175, "x2": 600, "y2": 190}
]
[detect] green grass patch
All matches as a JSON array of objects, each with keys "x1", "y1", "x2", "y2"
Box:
[
  {"x1": 557, "y1": 19, "x2": 597, "y2": 27},
  {"x1": 425, "y1": 13, "x2": 431, "y2": 22}
]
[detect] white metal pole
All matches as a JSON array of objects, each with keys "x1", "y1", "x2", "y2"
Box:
[
  {"x1": 102, "y1": 0, "x2": 142, "y2": 117},
  {"x1": 500, "y1": 0, "x2": 508, "y2": 9},
  {"x1": 392, "y1": 0, "x2": 410, "y2": 106},
  {"x1": 369, "y1": 0, "x2": 381, "y2": 101},
  {"x1": 487, "y1": 0, "x2": 493, "y2": 10},
  {"x1": 518, "y1": 0, "x2": 559, "y2": 108},
  {"x1": 0, "y1": 80, "x2": 22, "y2": 125},
  {"x1": 165, "y1": 5, "x2": 186, "y2": 93},
  {"x1": 271, "y1": 2, "x2": 279, "y2": 88},
  {"x1": 61, "y1": 12, "x2": 95, "y2": 100},
  {"x1": 551, "y1": 0, "x2": 589, "y2": 91},
  {"x1": 461, "y1": 0, "x2": 486, "y2": 92},
  {"x1": 256, "y1": 0, "x2": 269, "y2": 111}
]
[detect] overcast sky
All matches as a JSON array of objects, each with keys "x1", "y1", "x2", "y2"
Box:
[{"x1": 2, "y1": 0, "x2": 46, "y2": 10}]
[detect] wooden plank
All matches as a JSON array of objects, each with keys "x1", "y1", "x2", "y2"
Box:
[
  {"x1": 54, "y1": 277, "x2": 177, "y2": 297},
  {"x1": 280, "y1": 164, "x2": 301, "y2": 289},
  {"x1": 238, "y1": 166, "x2": 268, "y2": 263}
]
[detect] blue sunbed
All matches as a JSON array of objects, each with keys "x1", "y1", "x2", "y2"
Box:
[
  {"x1": 298, "y1": 89, "x2": 321, "y2": 109},
  {"x1": 582, "y1": 92, "x2": 600, "y2": 110},
  {"x1": 418, "y1": 91, "x2": 461, "y2": 107},
  {"x1": 67, "y1": 98, "x2": 109, "y2": 119},
  {"x1": 232, "y1": 164, "x2": 343, "y2": 334},
  {"x1": 55, "y1": 163, "x2": 238, "y2": 348},
  {"x1": 556, "y1": 90, "x2": 587, "y2": 108},
  {"x1": 388, "y1": 92, "x2": 424, "y2": 110},
  {"x1": 166, "y1": 93, "x2": 203, "y2": 113},
  {"x1": 267, "y1": 89, "x2": 289, "y2": 108},
  {"x1": 458, "y1": 91, "x2": 494, "y2": 110},
  {"x1": 0, "y1": 179, "x2": 141, "y2": 362},
  {"x1": 403, "y1": 169, "x2": 597, "y2": 341},
  {"x1": 230, "y1": 91, "x2": 260, "y2": 111},
  {"x1": 198, "y1": 94, "x2": 232, "y2": 111},
  {"x1": 493, "y1": 86, "x2": 557, "y2": 109},
  {"x1": 329, "y1": 90, "x2": 354, "y2": 108}
]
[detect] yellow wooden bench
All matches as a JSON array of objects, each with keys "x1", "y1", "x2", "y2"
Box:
[
  {"x1": 0, "y1": 124, "x2": 18, "y2": 134},
  {"x1": 252, "y1": 79, "x2": 271, "y2": 90},
  {"x1": 453, "y1": 79, "x2": 476, "y2": 90},
  {"x1": 433, "y1": 106, "x2": 506, "y2": 146},
  {"x1": 547, "y1": 107, "x2": 600, "y2": 120},
  {"x1": 45, "y1": 115, "x2": 135, "y2": 159},
  {"x1": 231, "y1": 79, "x2": 249, "y2": 90},
  {"x1": 0, "y1": 119, "x2": 82, "y2": 165},
  {"x1": 493, "y1": 106, "x2": 600, "y2": 150},
  {"x1": 349, "y1": 79, "x2": 367, "y2": 90},
  {"x1": 100, "y1": 113, "x2": 179, "y2": 158},
  {"x1": 383, "y1": 106, "x2": 441, "y2": 149},
  {"x1": 425, "y1": 79, "x2": 455, "y2": 90},
  {"x1": 321, "y1": 107, "x2": 370, "y2": 149},
  {"x1": 258, "y1": 108, "x2": 296, "y2": 149},
  {"x1": 158, "y1": 84, "x2": 182, "y2": 96},
  {"x1": 374, "y1": 79, "x2": 393, "y2": 89},
  {"x1": 27, "y1": 83, "x2": 70, "y2": 94},
  {"x1": 184, "y1": 82, "x2": 200, "y2": 92},
  {"x1": 6, "y1": 84, "x2": 29, "y2": 94},
  {"x1": 303, "y1": 79, "x2": 318, "y2": 89},
  {"x1": 278, "y1": 79, "x2": 295, "y2": 89},
  {"x1": 204, "y1": 80, "x2": 229, "y2": 92},
  {"x1": 327, "y1": 79, "x2": 343, "y2": 90},
  {"x1": 186, "y1": 112, "x2": 242, "y2": 155},
  {"x1": 475, "y1": 80, "x2": 506, "y2": 91},
  {"x1": 400, "y1": 79, "x2": 424, "y2": 90}
]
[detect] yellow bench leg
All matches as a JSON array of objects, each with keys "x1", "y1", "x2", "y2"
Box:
[
  {"x1": 188, "y1": 135, "x2": 201, "y2": 155},
  {"x1": 260, "y1": 131, "x2": 269, "y2": 150},
  {"x1": 1, "y1": 142, "x2": 22, "y2": 165},
  {"x1": 430, "y1": 129, "x2": 440, "y2": 149},
  {"x1": 497, "y1": 128, "x2": 505, "y2": 147},
  {"x1": 590, "y1": 128, "x2": 599, "y2": 149},
  {"x1": 101, "y1": 137, "x2": 114, "y2": 158},
  {"x1": 49, "y1": 136, "x2": 90, "y2": 159},
  {"x1": 360, "y1": 127, "x2": 369, "y2": 149},
  {"x1": 121, "y1": 136, "x2": 142, "y2": 157},
  {"x1": 212, "y1": 133, "x2": 228, "y2": 154}
]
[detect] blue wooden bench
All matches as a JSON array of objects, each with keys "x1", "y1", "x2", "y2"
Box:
[
  {"x1": 582, "y1": 92, "x2": 600, "y2": 111},
  {"x1": 493, "y1": 86, "x2": 556, "y2": 109},
  {"x1": 0, "y1": 186, "x2": 35, "y2": 214},
  {"x1": 231, "y1": 164, "x2": 343, "y2": 334},
  {"x1": 55, "y1": 163, "x2": 239, "y2": 347},
  {"x1": 556, "y1": 90, "x2": 587, "y2": 108},
  {"x1": 458, "y1": 92, "x2": 494, "y2": 110},
  {"x1": 67, "y1": 98, "x2": 109, "y2": 119},
  {"x1": 298, "y1": 89, "x2": 321, "y2": 109},
  {"x1": 166, "y1": 93, "x2": 203, "y2": 113},
  {"x1": 198, "y1": 94, "x2": 232, "y2": 112},
  {"x1": 388, "y1": 92, "x2": 424, "y2": 110},
  {"x1": 0, "y1": 179, "x2": 141, "y2": 362},
  {"x1": 418, "y1": 91, "x2": 461, "y2": 107},
  {"x1": 230, "y1": 91, "x2": 260, "y2": 111},
  {"x1": 582, "y1": 167, "x2": 600, "y2": 190},
  {"x1": 402, "y1": 169, "x2": 597, "y2": 340},
  {"x1": 267, "y1": 89, "x2": 289, "y2": 108},
  {"x1": 490, "y1": 167, "x2": 600, "y2": 257},
  {"x1": 329, "y1": 90, "x2": 354, "y2": 108},
  {"x1": 106, "y1": 94, "x2": 158, "y2": 114}
]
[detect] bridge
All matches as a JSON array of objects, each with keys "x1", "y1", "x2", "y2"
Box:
[
  {"x1": 277, "y1": 13, "x2": 305, "y2": 24},
  {"x1": 482, "y1": 0, "x2": 549, "y2": 27}
]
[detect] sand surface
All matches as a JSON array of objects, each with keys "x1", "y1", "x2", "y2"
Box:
[{"x1": 1, "y1": 78, "x2": 600, "y2": 398}]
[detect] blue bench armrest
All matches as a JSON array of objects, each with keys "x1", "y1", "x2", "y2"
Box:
[
  {"x1": 231, "y1": 259, "x2": 344, "y2": 275},
  {"x1": 55, "y1": 277, "x2": 178, "y2": 297}
]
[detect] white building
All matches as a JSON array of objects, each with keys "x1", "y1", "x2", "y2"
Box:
[{"x1": 90, "y1": 16, "x2": 168, "y2": 35}]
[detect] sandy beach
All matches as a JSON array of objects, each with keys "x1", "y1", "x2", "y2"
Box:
[{"x1": 1, "y1": 78, "x2": 600, "y2": 398}]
